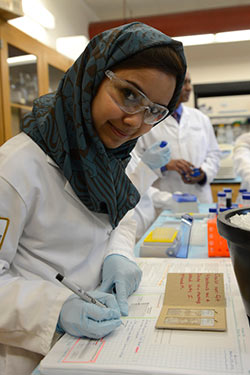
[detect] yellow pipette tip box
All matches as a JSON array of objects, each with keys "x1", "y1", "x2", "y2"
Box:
[{"x1": 144, "y1": 227, "x2": 178, "y2": 244}]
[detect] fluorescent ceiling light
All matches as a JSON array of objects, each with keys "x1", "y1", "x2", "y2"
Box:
[
  {"x1": 215, "y1": 29, "x2": 250, "y2": 43},
  {"x1": 175, "y1": 34, "x2": 214, "y2": 46},
  {"x1": 7, "y1": 54, "x2": 37, "y2": 66},
  {"x1": 22, "y1": 0, "x2": 55, "y2": 29},
  {"x1": 175, "y1": 30, "x2": 250, "y2": 46},
  {"x1": 56, "y1": 36, "x2": 89, "y2": 60}
]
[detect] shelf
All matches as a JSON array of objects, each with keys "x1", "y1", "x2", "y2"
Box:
[
  {"x1": 11, "y1": 102, "x2": 32, "y2": 111},
  {"x1": 210, "y1": 114, "x2": 250, "y2": 119},
  {"x1": 0, "y1": 22, "x2": 73, "y2": 144}
]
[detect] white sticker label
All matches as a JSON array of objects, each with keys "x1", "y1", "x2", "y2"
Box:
[{"x1": 0, "y1": 218, "x2": 9, "y2": 249}]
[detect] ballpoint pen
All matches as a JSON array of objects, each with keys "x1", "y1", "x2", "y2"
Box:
[{"x1": 56, "y1": 273, "x2": 106, "y2": 308}]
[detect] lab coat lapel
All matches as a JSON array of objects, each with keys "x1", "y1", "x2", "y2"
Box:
[{"x1": 46, "y1": 155, "x2": 82, "y2": 206}]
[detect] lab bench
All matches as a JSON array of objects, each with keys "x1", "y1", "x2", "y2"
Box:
[{"x1": 134, "y1": 203, "x2": 215, "y2": 258}]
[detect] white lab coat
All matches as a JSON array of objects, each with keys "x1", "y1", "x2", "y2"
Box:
[
  {"x1": 126, "y1": 151, "x2": 173, "y2": 240},
  {"x1": 0, "y1": 133, "x2": 137, "y2": 375},
  {"x1": 233, "y1": 132, "x2": 250, "y2": 191},
  {"x1": 133, "y1": 105, "x2": 221, "y2": 204}
]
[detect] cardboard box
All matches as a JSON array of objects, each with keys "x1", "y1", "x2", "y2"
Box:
[
  {"x1": 0, "y1": 0, "x2": 23, "y2": 20},
  {"x1": 156, "y1": 272, "x2": 227, "y2": 331}
]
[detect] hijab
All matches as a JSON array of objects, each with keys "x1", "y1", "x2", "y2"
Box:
[{"x1": 21, "y1": 22, "x2": 186, "y2": 228}]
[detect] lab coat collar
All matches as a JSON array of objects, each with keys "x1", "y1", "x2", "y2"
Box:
[
  {"x1": 46, "y1": 155, "x2": 78, "y2": 203},
  {"x1": 46, "y1": 155, "x2": 59, "y2": 168}
]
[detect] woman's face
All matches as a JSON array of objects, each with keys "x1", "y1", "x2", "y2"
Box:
[{"x1": 91, "y1": 68, "x2": 176, "y2": 149}]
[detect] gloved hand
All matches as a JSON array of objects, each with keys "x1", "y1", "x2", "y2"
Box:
[
  {"x1": 141, "y1": 141, "x2": 171, "y2": 170},
  {"x1": 98, "y1": 254, "x2": 142, "y2": 316},
  {"x1": 57, "y1": 290, "x2": 121, "y2": 339}
]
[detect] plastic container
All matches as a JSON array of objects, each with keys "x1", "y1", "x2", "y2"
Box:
[
  {"x1": 217, "y1": 124, "x2": 226, "y2": 143},
  {"x1": 242, "y1": 193, "x2": 250, "y2": 207},
  {"x1": 207, "y1": 216, "x2": 229, "y2": 258},
  {"x1": 208, "y1": 207, "x2": 217, "y2": 218},
  {"x1": 223, "y1": 188, "x2": 232, "y2": 208},
  {"x1": 225, "y1": 124, "x2": 234, "y2": 144},
  {"x1": 217, "y1": 191, "x2": 226, "y2": 209},
  {"x1": 237, "y1": 189, "x2": 248, "y2": 205},
  {"x1": 233, "y1": 122, "x2": 242, "y2": 141},
  {"x1": 217, "y1": 207, "x2": 250, "y2": 317},
  {"x1": 171, "y1": 193, "x2": 198, "y2": 213}
]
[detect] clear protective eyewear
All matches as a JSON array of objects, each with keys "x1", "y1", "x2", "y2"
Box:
[{"x1": 105, "y1": 70, "x2": 169, "y2": 125}]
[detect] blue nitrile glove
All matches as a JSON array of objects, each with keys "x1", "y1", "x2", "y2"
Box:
[
  {"x1": 141, "y1": 141, "x2": 171, "y2": 170},
  {"x1": 57, "y1": 291, "x2": 121, "y2": 339},
  {"x1": 98, "y1": 254, "x2": 142, "y2": 316}
]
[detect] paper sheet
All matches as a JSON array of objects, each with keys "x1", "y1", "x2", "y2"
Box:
[{"x1": 40, "y1": 258, "x2": 250, "y2": 375}]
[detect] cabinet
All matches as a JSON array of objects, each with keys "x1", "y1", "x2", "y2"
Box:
[
  {"x1": 211, "y1": 180, "x2": 241, "y2": 203},
  {"x1": 0, "y1": 20, "x2": 73, "y2": 145}
]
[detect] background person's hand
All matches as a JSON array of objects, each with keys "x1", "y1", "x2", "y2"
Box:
[
  {"x1": 166, "y1": 159, "x2": 194, "y2": 175},
  {"x1": 57, "y1": 291, "x2": 121, "y2": 339},
  {"x1": 98, "y1": 254, "x2": 142, "y2": 316},
  {"x1": 181, "y1": 168, "x2": 206, "y2": 185},
  {"x1": 141, "y1": 141, "x2": 171, "y2": 170}
]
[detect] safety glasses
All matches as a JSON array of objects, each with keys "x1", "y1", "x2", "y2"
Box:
[{"x1": 105, "y1": 70, "x2": 169, "y2": 125}]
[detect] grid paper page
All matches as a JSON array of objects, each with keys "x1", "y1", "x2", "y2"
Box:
[{"x1": 40, "y1": 258, "x2": 250, "y2": 375}]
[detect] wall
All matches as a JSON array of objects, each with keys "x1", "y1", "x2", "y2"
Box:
[
  {"x1": 9, "y1": 0, "x2": 98, "y2": 50},
  {"x1": 40, "y1": 0, "x2": 98, "y2": 49},
  {"x1": 181, "y1": 40, "x2": 250, "y2": 107},
  {"x1": 185, "y1": 41, "x2": 250, "y2": 84}
]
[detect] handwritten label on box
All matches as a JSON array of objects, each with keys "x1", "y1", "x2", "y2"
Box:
[{"x1": 156, "y1": 273, "x2": 226, "y2": 331}]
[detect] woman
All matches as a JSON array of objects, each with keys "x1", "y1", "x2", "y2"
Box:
[{"x1": 0, "y1": 22, "x2": 186, "y2": 374}]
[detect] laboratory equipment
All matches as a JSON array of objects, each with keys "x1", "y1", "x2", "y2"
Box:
[
  {"x1": 237, "y1": 188, "x2": 247, "y2": 205},
  {"x1": 217, "y1": 207, "x2": 250, "y2": 317},
  {"x1": 223, "y1": 187, "x2": 232, "y2": 208},
  {"x1": 140, "y1": 214, "x2": 193, "y2": 258},
  {"x1": 171, "y1": 193, "x2": 198, "y2": 213},
  {"x1": 217, "y1": 191, "x2": 226, "y2": 209},
  {"x1": 242, "y1": 193, "x2": 250, "y2": 207},
  {"x1": 207, "y1": 215, "x2": 229, "y2": 258},
  {"x1": 215, "y1": 143, "x2": 236, "y2": 179}
]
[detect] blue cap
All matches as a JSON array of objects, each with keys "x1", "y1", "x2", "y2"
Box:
[
  {"x1": 209, "y1": 207, "x2": 217, "y2": 213},
  {"x1": 217, "y1": 192, "x2": 226, "y2": 197},
  {"x1": 219, "y1": 207, "x2": 228, "y2": 212},
  {"x1": 190, "y1": 168, "x2": 201, "y2": 177},
  {"x1": 242, "y1": 194, "x2": 250, "y2": 200},
  {"x1": 160, "y1": 141, "x2": 167, "y2": 148},
  {"x1": 223, "y1": 188, "x2": 232, "y2": 192}
]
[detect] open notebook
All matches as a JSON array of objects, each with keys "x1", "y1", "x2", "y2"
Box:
[{"x1": 40, "y1": 258, "x2": 250, "y2": 375}]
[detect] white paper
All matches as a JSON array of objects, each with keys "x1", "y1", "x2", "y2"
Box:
[{"x1": 40, "y1": 258, "x2": 250, "y2": 375}]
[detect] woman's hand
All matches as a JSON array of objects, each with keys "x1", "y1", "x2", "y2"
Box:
[
  {"x1": 98, "y1": 255, "x2": 142, "y2": 316},
  {"x1": 57, "y1": 291, "x2": 121, "y2": 339}
]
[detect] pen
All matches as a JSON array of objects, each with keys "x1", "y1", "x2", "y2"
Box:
[{"x1": 56, "y1": 273, "x2": 106, "y2": 308}]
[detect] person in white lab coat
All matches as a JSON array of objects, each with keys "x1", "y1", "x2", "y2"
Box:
[
  {"x1": 0, "y1": 22, "x2": 186, "y2": 374},
  {"x1": 132, "y1": 71, "x2": 221, "y2": 205},
  {"x1": 233, "y1": 131, "x2": 250, "y2": 192}
]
